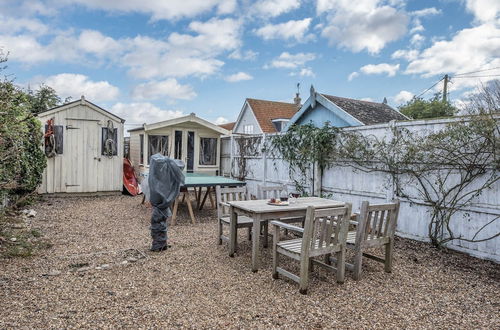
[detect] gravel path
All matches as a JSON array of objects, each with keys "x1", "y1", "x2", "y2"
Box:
[{"x1": 1, "y1": 195, "x2": 499, "y2": 329}]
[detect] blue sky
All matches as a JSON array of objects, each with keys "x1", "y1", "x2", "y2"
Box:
[{"x1": 1, "y1": 0, "x2": 499, "y2": 131}]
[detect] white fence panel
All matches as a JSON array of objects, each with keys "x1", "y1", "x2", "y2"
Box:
[{"x1": 220, "y1": 118, "x2": 500, "y2": 262}]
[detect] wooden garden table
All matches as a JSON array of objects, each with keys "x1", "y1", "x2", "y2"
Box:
[{"x1": 227, "y1": 197, "x2": 345, "y2": 272}]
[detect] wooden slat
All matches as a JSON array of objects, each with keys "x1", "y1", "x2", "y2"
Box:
[{"x1": 277, "y1": 267, "x2": 300, "y2": 283}]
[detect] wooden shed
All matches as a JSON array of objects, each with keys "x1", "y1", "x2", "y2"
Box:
[
  {"x1": 37, "y1": 96, "x2": 125, "y2": 194},
  {"x1": 128, "y1": 113, "x2": 229, "y2": 174}
]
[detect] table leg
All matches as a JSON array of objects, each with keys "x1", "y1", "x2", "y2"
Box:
[
  {"x1": 252, "y1": 214, "x2": 261, "y2": 272},
  {"x1": 196, "y1": 187, "x2": 202, "y2": 208},
  {"x1": 199, "y1": 186, "x2": 211, "y2": 210},
  {"x1": 229, "y1": 206, "x2": 237, "y2": 257},
  {"x1": 171, "y1": 196, "x2": 179, "y2": 226},
  {"x1": 208, "y1": 190, "x2": 215, "y2": 208},
  {"x1": 185, "y1": 191, "x2": 196, "y2": 224}
]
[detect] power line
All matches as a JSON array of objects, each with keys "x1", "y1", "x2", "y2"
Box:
[
  {"x1": 452, "y1": 74, "x2": 500, "y2": 79},
  {"x1": 453, "y1": 66, "x2": 500, "y2": 77},
  {"x1": 415, "y1": 77, "x2": 445, "y2": 99}
]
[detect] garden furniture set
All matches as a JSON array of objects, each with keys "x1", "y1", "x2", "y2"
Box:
[{"x1": 216, "y1": 184, "x2": 400, "y2": 294}]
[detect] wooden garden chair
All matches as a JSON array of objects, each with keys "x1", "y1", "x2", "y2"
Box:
[
  {"x1": 333, "y1": 200, "x2": 400, "y2": 280},
  {"x1": 271, "y1": 204, "x2": 352, "y2": 294},
  {"x1": 216, "y1": 185, "x2": 267, "y2": 249}
]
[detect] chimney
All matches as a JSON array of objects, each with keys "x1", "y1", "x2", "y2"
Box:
[
  {"x1": 382, "y1": 97, "x2": 388, "y2": 104},
  {"x1": 294, "y1": 83, "x2": 302, "y2": 110}
]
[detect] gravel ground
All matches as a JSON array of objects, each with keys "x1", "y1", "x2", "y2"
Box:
[{"x1": 1, "y1": 195, "x2": 499, "y2": 329}]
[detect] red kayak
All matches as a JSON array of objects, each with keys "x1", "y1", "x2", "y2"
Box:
[{"x1": 123, "y1": 158, "x2": 141, "y2": 196}]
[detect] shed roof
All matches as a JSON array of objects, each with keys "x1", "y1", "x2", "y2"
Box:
[
  {"x1": 246, "y1": 98, "x2": 298, "y2": 133},
  {"x1": 128, "y1": 113, "x2": 229, "y2": 135},
  {"x1": 321, "y1": 94, "x2": 407, "y2": 125},
  {"x1": 37, "y1": 96, "x2": 125, "y2": 123}
]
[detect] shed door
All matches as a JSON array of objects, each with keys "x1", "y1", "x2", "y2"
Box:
[{"x1": 65, "y1": 119, "x2": 99, "y2": 193}]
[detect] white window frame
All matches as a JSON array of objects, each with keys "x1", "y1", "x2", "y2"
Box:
[{"x1": 243, "y1": 124, "x2": 254, "y2": 134}]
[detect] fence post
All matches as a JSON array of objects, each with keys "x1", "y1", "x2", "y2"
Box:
[
  {"x1": 262, "y1": 133, "x2": 267, "y2": 186},
  {"x1": 229, "y1": 134, "x2": 235, "y2": 179},
  {"x1": 313, "y1": 161, "x2": 322, "y2": 196}
]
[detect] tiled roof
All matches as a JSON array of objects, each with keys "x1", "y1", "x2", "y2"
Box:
[
  {"x1": 246, "y1": 98, "x2": 298, "y2": 133},
  {"x1": 321, "y1": 94, "x2": 408, "y2": 125},
  {"x1": 218, "y1": 122, "x2": 235, "y2": 130}
]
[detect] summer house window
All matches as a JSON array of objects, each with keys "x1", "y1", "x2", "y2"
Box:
[
  {"x1": 199, "y1": 137, "x2": 217, "y2": 165},
  {"x1": 148, "y1": 135, "x2": 168, "y2": 161}
]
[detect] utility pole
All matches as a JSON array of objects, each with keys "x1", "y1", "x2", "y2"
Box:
[{"x1": 442, "y1": 74, "x2": 449, "y2": 103}]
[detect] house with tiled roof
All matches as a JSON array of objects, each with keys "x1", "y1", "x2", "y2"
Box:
[
  {"x1": 232, "y1": 96, "x2": 301, "y2": 134},
  {"x1": 218, "y1": 122, "x2": 235, "y2": 132},
  {"x1": 285, "y1": 86, "x2": 408, "y2": 130}
]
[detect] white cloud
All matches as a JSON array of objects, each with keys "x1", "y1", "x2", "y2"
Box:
[
  {"x1": 39, "y1": 73, "x2": 120, "y2": 102},
  {"x1": 78, "y1": 30, "x2": 122, "y2": 56},
  {"x1": 1, "y1": 17, "x2": 242, "y2": 80},
  {"x1": 224, "y1": 72, "x2": 253, "y2": 82},
  {"x1": 360, "y1": 97, "x2": 374, "y2": 102},
  {"x1": 252, "y1": 0, "x2": 300, "y2": 17},
  {"x1": 391, "y1": 49, "x2": 419, "y2": 61},
  {"x1": 298, "y1": 68, "x2": 315, "y2": 77},
  {"x1": 411, "y1": 7, "x2": 441, "y2": 17},
  {"x1": 317, "y1": 0, "x2": 409, "y2": 54},
  {"x1": 289, "y1": 67, "x2": 315, "y2": 77},
  {"x1": 348, "y1": 72, "x2": 359, "y2": 81},
  {"x1": 0, "y1": 15, "x2": 49, "y2": 36},
  {"x1": 214, "y1": 117, "x2": 229, "y2": 125},
  {"x1": 125, "y1": 18, "x2": 241, "y2": 79},
  {"x1": 266, "y1": 52, "x2": 316, "y2": 69},
  {"x1": 410, "y1": 33, "x2": 425, "y2": 47},
  {"x1": 51, "y1": 0, "x2": 236, "y2": 20},
  {"x1": 131, "y1": 79, "x2": 196, "y2": 101},
  {"x1": 360, "y1": 63, "x2": 399, "y2": 77},
  {"x1": 465, "y1": 0, "x2": 500, "y2": 23},
  {"x1": 111, "y1": 102, "x2": 185, "y2": 125},
  {"x1": 228, "y1": 49, "x2": 258, "y2": 61},
  {"x1": 254, "y1": 18, "x2": 313, "y2": 43},
  {"x1": 393, "y1": 90, "x2": 414, "y2": 104},
  {"x1": 405, "y1": 23, "x2": 500, "y2": 90}
]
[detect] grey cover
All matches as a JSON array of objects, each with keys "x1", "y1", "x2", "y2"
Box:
[{"x1": 148, "y1": 154, "x2": 185, "y2": 250}]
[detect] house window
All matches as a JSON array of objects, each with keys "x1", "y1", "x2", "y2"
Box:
[
  {"x1": 148, "y1": 135, "x2": 168, "y2": 161},
  {"x1": 139, "y1": 134, "x2": 144, "y2": 164},
  {"x1": 199, "y1": 137, "x2": 217, "y2": 165},
  {"x1": 272, "y1": 119, "x2": 290, "y2": 132},
  {"x1": 101, "y1": 127, "x2": 118, "y2": 156},
  {"x1": 243, "y1": 125, "x2": 254, "y2": 134}
]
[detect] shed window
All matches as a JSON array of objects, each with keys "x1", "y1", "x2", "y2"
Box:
[
  {"x1": 199, "y1": 137, "x2": 217, "y2": 165},
  {"x1": 45, "y1": 125, "x2": 64, "y2": 154},
  {"x1": 101, "y1": 127, "x2": 118, "y2": 156},
  {"x1": 148, "y1": 135, "x2": 168, "y2": 161}
]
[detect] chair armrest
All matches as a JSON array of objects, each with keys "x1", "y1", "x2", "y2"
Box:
[
  {"x1": 220, "y1": 202, "x2": 231, "y2": 208},
  {"x1": 270, "y1": 220, "x2": 304, "y2": 234}
]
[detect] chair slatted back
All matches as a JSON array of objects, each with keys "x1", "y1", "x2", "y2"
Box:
[
  {"x1": 258, "y1": 184, "x2": 286, "y2": 200},
  {"x1": 302, "y1": 204, "x2": 352, "y2": 257},
  {"x1": 358, "y1": 201, "x2": 400, "y2": 242},
  {"x1": 215, "y1": 185, "x2": 249, "y2": 218}
]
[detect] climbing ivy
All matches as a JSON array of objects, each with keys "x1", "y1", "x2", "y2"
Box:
[
  {"x1": 264, "y1": 123, "x2": 339, "y2": 194},
  {"x1": 265, "y1": 97, "x2": 499, "y2": 247}
]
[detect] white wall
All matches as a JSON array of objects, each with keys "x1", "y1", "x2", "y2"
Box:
[{"x1": 221, "y1": 118, "x2": 500, "y2": 262}]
